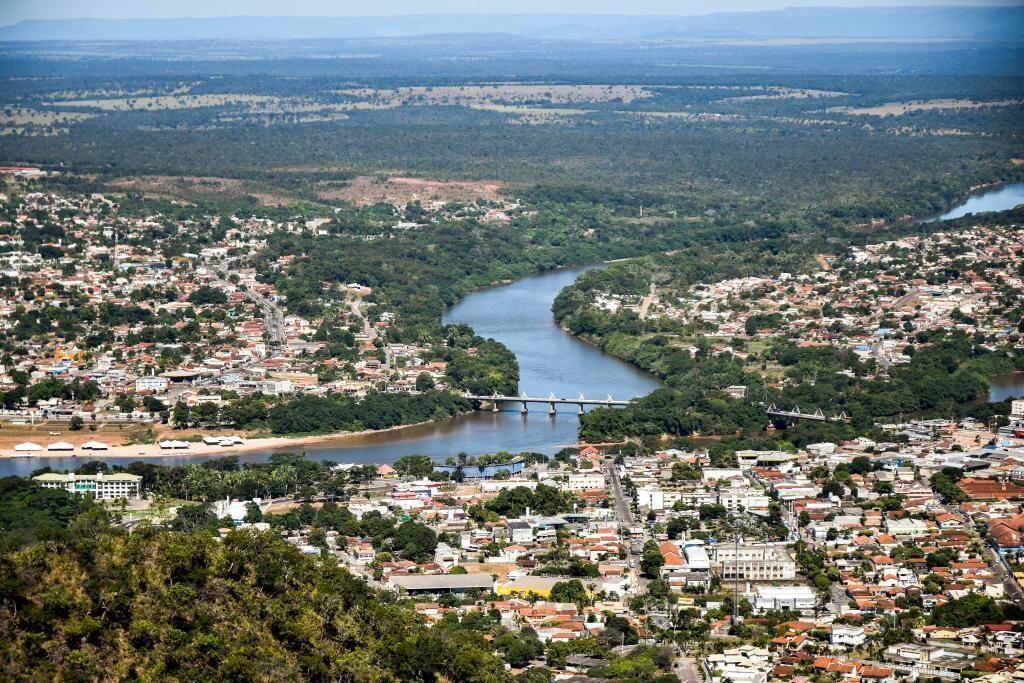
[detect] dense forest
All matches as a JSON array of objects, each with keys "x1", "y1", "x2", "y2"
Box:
[{"x1": 0, "y1": 504, "x2": 512, "y2": 681}]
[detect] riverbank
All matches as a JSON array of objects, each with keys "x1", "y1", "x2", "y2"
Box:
[{"x1": 0, "y1": 419, "x2": 439, "y2": 462}]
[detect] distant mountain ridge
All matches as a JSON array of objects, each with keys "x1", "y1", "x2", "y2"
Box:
[{"x1": 2, "y1": 7, "x2": 1023, "y2": 42}]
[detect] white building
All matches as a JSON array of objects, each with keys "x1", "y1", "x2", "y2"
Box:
[
  {"x1": 558, "y1": 472, "x2": 606, "y2": 491},
  {"x1": 885, "y1": 517, "x2": 931, "y2": 539},
  {"x1": 683, "y1": 540, "x2": 711, "y2": 571},
  {"x1": 636, "y1": 486, "x2": 683, "y2": 511},
  {"x1": 135, "y1": 376, "x2": 169, "y2": 393},
  {"x1": 706, "y1": 646, "x2": 771, "y2": 683},
  {"x1": 753, "y1": 585, "x2": 817, "y2": 612},
  {"x1": 718, "y1": 488, "x2": 771, "y2": 514},
  {"x1": 258, "y1": 379, "x2": 294, "y2": 395},
  {"x1": 711, "y1": 543, "x2": 797, "y2": 581},
  {"x1": 1012, "y1": 400, "x2": 1024, "y2": 418},
  {"x1": 831, "y1": 624, "x2": 867, "y2": 647},
  {"x1": 33, "y1": 472, "x2": 142, "y2": 500},
  {"x1": 637, "y1": 486, "x2": 715, "y2": 511}
]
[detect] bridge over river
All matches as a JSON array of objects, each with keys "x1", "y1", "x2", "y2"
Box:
[{"x1": 467, "y1": 393, "x2": 632, "y2": 414}]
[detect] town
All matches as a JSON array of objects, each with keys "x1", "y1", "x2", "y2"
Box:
[
  {"x1": 20, "y1": 389, "x2": 1024, "y2": 682},
  {"x1": 0, "y1": 183, "x2": 526, "y2": 455}
]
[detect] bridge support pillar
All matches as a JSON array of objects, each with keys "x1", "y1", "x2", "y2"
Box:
[
  {"x1": 549, "y1": 402, "x2": 556, "y2": 415},
  {"x1": 492, "y1": 402, "x2": 500, "y2": 413},
  {"x1": 521, "y1": 401, "x2": 528, "y2": 414},
  {"x1": 578, "y1": 403, "x2": 585, "y2": 415}
]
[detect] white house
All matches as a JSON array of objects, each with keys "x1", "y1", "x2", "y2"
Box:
[{"x1": 831, "y1": 624, "x2": 867, "y2": 648}]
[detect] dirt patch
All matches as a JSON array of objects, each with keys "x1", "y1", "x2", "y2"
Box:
[
  {"x1": 107, "y1": 175, "x2": 302, "y2": 206},
  {"x1": 831, "y1": 98, "x2": 1021, "y2": 116},
  {"x1": 318, "y1": 175, "x2": 505, "y2": 206}
]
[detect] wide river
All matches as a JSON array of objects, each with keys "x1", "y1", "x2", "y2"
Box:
[{"x1": 2, "y1": 183, "x2": 1022, "y2": 477}]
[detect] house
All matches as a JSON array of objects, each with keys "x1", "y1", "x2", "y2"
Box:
[{"x1": 831, "y1": 624, "x2": 867, "y2": 648}]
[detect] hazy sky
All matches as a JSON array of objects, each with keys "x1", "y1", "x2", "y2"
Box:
[{"x1": 1, "y1": 0, "x2": 1014, "y2": 25}]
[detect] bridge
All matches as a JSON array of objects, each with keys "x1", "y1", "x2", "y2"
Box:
[
  {"x1": 767, "y1": 403, "x2": 850, "y2": 423},
  {"x1": 466, "y1": 392, "x2": 632, "y2": 414}
]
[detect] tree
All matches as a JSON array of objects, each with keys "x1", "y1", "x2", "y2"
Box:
[
  {"x1": 932, "y1": 594, "x2": 1007, "y2": 627},
  {"x1": 243, "y1": 502, "x2": 263, "y2": 524},
  {"x1": 549, "y1": 579, "x2": 590, "y2": 609},
  {"x1": 392, "y1": 520, "x2": 437, "y2": 562},
  {"x1": 307, "y1": 528, "x2": 328, "y2": 551},
  {"x1": 640, "y1": 540, "x2": 665, "y2": 577},
  {"x1": 172, "y1": 401, "x2": 191, "y2": 429},
  {"x1": 415, "y1": 372, "x2": 436, "y2": 392},
  {"x1": 69, "y1": 415, "x2": 84, "y2": 431}
]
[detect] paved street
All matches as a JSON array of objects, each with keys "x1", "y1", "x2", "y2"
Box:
[
  {"x1": 605, "y1": 459, "x2": 634, "y2": 525},
  {"x1": 986, "y1": 546, "x2": 1024, "y2": 605},
  {"x1": 674, "y1": 654, "x2": 702, "y2": 682}
]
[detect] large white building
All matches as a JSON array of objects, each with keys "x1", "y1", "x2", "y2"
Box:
[
  {"x1": 710, "y1": 543, "x2": 797, "y2": 581},
  {"x1": 753, "y1": 585, "x2": 817, "y2": 612},
  {"x1": 718, "y1": 488, "x2": 771, "y2": 514},
  {"x1": 134, "y1": 376, "x2": 169, "y2": 393},
  {"x1": 33, "y1": 472, "x2": 142, "y2": 500},
  {"x1": 557, "y1": 472, "x2": 606, "y2": 491},
  {"x1": 636, "y1": 486, "x2": 715, "y2": 511}
]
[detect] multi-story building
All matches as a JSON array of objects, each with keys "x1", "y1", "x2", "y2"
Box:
[
  {"x1": 710, "y1": 542, "x2": 797, "y2": 581},
  {"x1": 33, "y1": 472, "x2": 143, "y2": 500},
  {"x1": 557, "y1": 473, "x2": 606, "y2": 491},
  {"x1": 832, "y1": 624, "x2": 868, "y2": 648},
  {"x1": 718, "y1": 488, "x2": 771, "y2": 514}
]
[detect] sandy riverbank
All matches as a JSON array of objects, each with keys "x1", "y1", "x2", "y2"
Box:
[{"x1": 0, "y1": 420, "x2": 437, "y2": 461}]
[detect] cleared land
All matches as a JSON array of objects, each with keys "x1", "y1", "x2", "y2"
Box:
[
  {"x1": 107, "y1": 175, "x2": 302, "y2": 206},
  {"x1": 317, "y1": 175, "x2": 505, "y2": 206},
  {"x1": 50, "y1": 94, "x2": 285, "y2": 111},
  {"x1": 0, "y1": 107, "x2": 95, "y2": 135},
  {"x1": 832, "y1": 98, "x2": 1022, "y2": 116}
]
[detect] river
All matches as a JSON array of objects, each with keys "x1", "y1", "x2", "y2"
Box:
[
  {"x1": 920, "y1": 182, "x2": 1024, "y2": 223},
  {"x1": 0, "y1": 266, "x2": 660, "y2": 477}
]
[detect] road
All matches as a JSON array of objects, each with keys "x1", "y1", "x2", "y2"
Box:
[
  {"x1": 638, "y1": 282, "x2": 657, "y2": 321},
  {"x1": 349, "y1": 297, "x2": 376, "y2": 340},
  {"x1": 210, "y1": 266, "x2": 286, "y2": 355},
  {"x1": 830, "y1": 583, "x2": 848, "y2": 616},
  {"x1": 986, "y1": 545, "x2": 1024, "y2": 605},
  {"x1": 673, "y1": 654, "x2": 701, "y2": 682},
  {"x1": 605, "y1": 459, "x2": 634, "y2": 525}
]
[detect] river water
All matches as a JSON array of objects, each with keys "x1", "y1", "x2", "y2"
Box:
[
  {"x1": 0, "y1": 266, "x2": 660, "y2": 477},
  {"x1": 921, "y1": 182, "x2": 1024, "y2": 223}
]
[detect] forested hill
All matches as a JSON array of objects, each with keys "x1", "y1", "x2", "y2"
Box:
[{"x1": 0, "y1": 478, "x2": 510, "y2": 681}]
